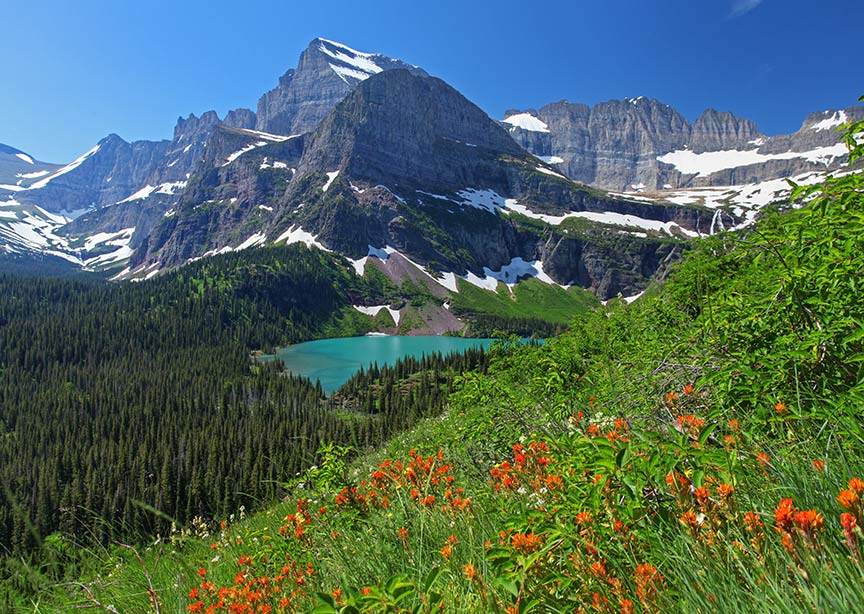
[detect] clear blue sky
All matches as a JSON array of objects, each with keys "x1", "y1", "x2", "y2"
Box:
[{"x1": 3, "y1": 0, "x2": 862, "y2": 162}]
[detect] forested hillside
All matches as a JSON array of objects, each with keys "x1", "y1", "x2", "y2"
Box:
[{"x1": 0, "y1": 245, "x2": 493, "y2": 605}]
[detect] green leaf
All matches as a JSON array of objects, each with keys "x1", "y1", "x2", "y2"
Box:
[
  {"x1": 422, "y1": 566, "x2": 444, "y2": 593},
  {"x1": 493, "y1": 576, "x2": 520, "y2": 597},
  {"x1": 312, "y1": 594, "x2": 337, "y2": 614}
]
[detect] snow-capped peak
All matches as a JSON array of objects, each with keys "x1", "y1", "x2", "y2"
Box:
[{"x1": 317, "y1": 38, "x2": 385, "y2": 85}]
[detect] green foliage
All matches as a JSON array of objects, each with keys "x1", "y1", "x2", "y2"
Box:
[{"x1": 451, "y1": 277, "x2": 599, "y2": 330}]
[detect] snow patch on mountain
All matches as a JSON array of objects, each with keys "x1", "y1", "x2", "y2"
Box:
[
  {"x1": 658, "y1": 143, "x2": 848, "y2": 178},
  {"x1": 322, "y1": 170, "x2": 340, "y2": 192},
  {"x1": 352, "y1": 304, "x2": 401, "y2": 325},
  {"x1": 234, "y1": 128, "x2": 295, "y2": 142},
  {"x1": 810, "y1": 110, "x2": 848, "y2": 131},
  {"x1": 461, "y1": 257, "x2": 566, "y2": 290},
  {"x1": 83, "y1": 227, "x2": 135, "y2": 251},
  {"x1": 0, "y1": 198, "x2": 78, "y2": 261},
  {"x1": 535, "y1": 166, "x2": 568, "y2": 180},
  {"x1": 275, "y1": 225, "x2": 330, "y2": 251},
  {"x1": 118, "y1": 181, "x2": 187, "y2": 203},
  {"x1": 29, "y1": 145, "x2": 101, "y2": 190},
  {"x1": 318, "y1": 38, "x2": 385, "y2": 85},
  {"x1": 16, "y1": 170, "x2": 51, "y2": 180},
  {"x1": 538, "y1": 155, "x2": 564, "y2": 164},
  {"x1": 456, "y1": 188, "x2": 505, "y2": 213},
  {"x1": 224, "y1": 141, "x2": 268, "y2": 166},
  {"x1": 15, "y1": 153, "x2": 34, "y2": 164},
  {"x1": 503, "y1": 201, "x2": 698, "y2": 237},
  {"x1": 235, "y1": 232, "x2": 268, "y2": 250},
  {"x1": 503, "y1": 113, "x2": 550, "y2": 133}
]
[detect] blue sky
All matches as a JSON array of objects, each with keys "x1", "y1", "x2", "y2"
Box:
[{"x1": 3, "y1": 0, "x2": 862, "y2": 162}]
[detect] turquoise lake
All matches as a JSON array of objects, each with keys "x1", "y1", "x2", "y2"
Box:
[{"x1": 260, "y1": 335, "x2": 497, "y2": 394}]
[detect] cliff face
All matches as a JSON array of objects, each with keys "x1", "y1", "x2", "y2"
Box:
[{"x1": 506, "y1": 101, "x2": 863, "y2": 191}]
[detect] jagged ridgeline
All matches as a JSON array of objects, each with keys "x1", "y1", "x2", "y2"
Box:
[{"x1": 0, "y1": 244, "x2": 488, "y2": 565}]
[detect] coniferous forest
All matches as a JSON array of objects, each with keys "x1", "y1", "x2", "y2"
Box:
[{"x1": 0, "y1": 245, "x2": 488, "y2": 587}]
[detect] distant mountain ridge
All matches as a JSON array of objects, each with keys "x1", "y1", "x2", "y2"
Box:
[{"x1": 503, "y1": 100, "x2": 862, "y2": 191}]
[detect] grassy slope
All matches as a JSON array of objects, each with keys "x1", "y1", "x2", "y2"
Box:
[{"x1": 451, "y1": 277, "x2": 599, "y2": 323}]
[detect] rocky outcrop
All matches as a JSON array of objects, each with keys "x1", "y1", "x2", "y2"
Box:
[
  {"x1": 689, "y1": 109, "x2": 762, "y2": 153},
  {"x1": 224, "y1": 108, "x2": 257, "y2": 130},
  {"x1": 255, "y1": 38, "x2": 427, "y2": 136}
]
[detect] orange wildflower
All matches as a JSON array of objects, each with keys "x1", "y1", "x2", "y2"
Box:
[
  {"x1": 633, "y1": 563, "x2": 663, "y2": 607},
  {"x1": 774, "y1": 498, "x2": 796, "y2": 531},
  {"x1": 793, "y1": 509, "x2": 824, "y2": 535},
  {"x1": 718, "y1": 483, "x2": 734, "y2": 499},
  {"x1": 575, "y1": 511, "x2": 593, "y2": 526},
  {"x1": 812, "y1": 459, "x2": 826, "y2": 472},
  {"x1": 440, "y1": 544, "x2": 453, "y2": 560},
  {"x1": 849, "y1": 478, "x2": 864, "y2": 494},
  {"x1": 511, "y1": 532, "x2": 543, "y2": 555},
  {"x1": 774, "y1": 402, "x2": 787, "y2": 415},
  {"x1": 838, "y1": 489, "x2": 859, "y2": 510},
  {"x1": 680, "y1": 510, "x2": 701, "y2": 534},
  {"x1": 462, "y1": 563, "x2": 477, "y2": 581}
]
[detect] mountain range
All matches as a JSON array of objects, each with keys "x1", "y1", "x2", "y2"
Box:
[{"x1": 1, "y1": 37, "x2": 860, "y2": 306}]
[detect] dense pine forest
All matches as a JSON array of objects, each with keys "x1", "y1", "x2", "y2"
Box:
[{"x1": 0, "y1": 245, "x2": 491, "y2": 601}]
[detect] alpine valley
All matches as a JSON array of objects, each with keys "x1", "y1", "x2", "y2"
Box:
[
  {"x1": 2, "y1": 38, "x2": 860, "y2": 331},
  {"x1": 4, "y1": 26, "x2": 864, "y2": 613}
]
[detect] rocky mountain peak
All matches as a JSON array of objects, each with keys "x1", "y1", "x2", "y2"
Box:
[
  {"x1": 296, "y1": 69, "x2": 524, "y2": 190},
  {"x1": 255, "y1": 38, "x2": 427, "y2": 137},
  {"x1": 223, "y1": 108, "x2": 257, "y2": 130},
  {"x1": 689, "y1": 109, "x2": 763, "y2": 153},
  {"x1": 173, "y1": 111, "x2": 221, "y2": 142}
]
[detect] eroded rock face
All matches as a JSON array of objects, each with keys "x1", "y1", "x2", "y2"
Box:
[
  {"x1": 506, "y1": 101, "x2": 864, "y2": 191},
  {"x1": 255, "y1": 38, "x2": 427, "y2": 137}
]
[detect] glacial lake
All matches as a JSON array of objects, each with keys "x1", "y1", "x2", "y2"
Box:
[{"x1": 259, "y1": 335, "x2": 498, "y2": 394}]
